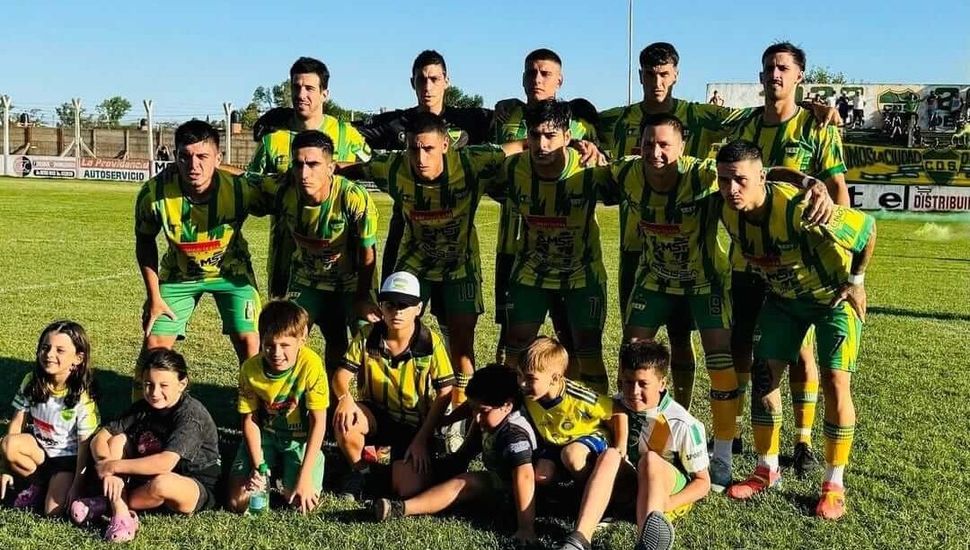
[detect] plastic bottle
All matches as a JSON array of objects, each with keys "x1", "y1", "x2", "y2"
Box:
[{"x1": 248, "y1": 463, "x2": 270, "y2": 515}]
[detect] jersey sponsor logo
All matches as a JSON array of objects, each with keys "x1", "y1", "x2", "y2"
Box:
[
  {"x1": 525, "y1": 215, "x2": 567, "y2": 228},
  {"x1": 60, "y1": 409, "x2": 76, "y2": 422},
  {"x1": 743, "y1": 253, "x2": 782, "y2": 268},
  {"x1": 639, "y1": 221, "x2": 680, "y2": 236},
  {"x1": 409, "y1": 208, "x2": 454, "y2": 222},
  {"x1": 709, "y1": 295, "x2": 723, "y2": 315},
  {"x1": 293, "y1": 233, "x2": 334, "y2": 250},
  {"x1": 245, "y1": 300, "x2": 255, "y2": 321},
  {"x1": 777, "y1": 240, "x2": 799, "y2": 252},
  {"x1": 508, "y1": 441, "x2": 532, "y2": 454},
  {"x1": 175, "y1": 240, "x2": 222, "y2": 253},
  {"x1": 678, "y1": 204, "x2": 698, "y2": 215}
]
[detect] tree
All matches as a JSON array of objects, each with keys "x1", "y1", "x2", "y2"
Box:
[
  {"x1": 55, "y1": 101, "x2": 94, "y2": 127},
  {"x1": 804, "y1": 66, "x2": 848, "y2": 85},
  {"x1": 272, "y1": 79, "x2": 292, "y2": 109},
  {"x1": 95, "y1": 96, "x2": 132, "y2": 127},
  {"x1": 445, "y1": 86, "x2": 484, "y2": 109}
]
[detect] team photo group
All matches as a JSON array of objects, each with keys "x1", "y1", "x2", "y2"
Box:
[{"x1": 0, "y1": 40, "x2": 877, "y2": 550}]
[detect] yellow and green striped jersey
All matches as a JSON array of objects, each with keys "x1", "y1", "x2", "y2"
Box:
[
  {"x1": 267, "y1": 175, "x2": 378, "y2": 292},
  {"x1": 341, "y1": 321, "x2": 455, "y2": 428},
  {"x1": 362, "y1": 145, "x2": 506, "y2": 281},
  {"x1": 720, "y1": 182, "x2": 874, "y2": 304},
  {"x1": 492, "y1": 98, "x2": 597, "y2": 256},
  {"x1": 523, "y1": 378, "x2": 614, "y2": 446},
  {"x1": 598, "y1": 98, "x2": 751, "y2": 254},
  {"x1": 610, "y1": 156, "x2": 729, "y2": 295},
  {"x1": 729, "y1": 106, "x2": 848, "y2": 270},
  {"x1": 135, "y1": 169, "x2": 270, "y2": 284},
  {"x1": 500, "y1": 148, "x2": 610, "y2": 290},
  {"x1": 247, "y1": 114, "x2": 371, "y2": 174}
]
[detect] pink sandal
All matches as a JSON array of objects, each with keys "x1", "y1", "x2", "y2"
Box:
[
  {"x1": 104, "y1": 511, "x2": 139, "y2": 543},
  {"x1": 70, "y1": 496, "x2": 109, "y2": 525}
]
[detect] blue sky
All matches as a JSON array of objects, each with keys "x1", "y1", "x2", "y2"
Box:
[{"x1": 4, "y1": 0, "x2": 968, "y2": 123}]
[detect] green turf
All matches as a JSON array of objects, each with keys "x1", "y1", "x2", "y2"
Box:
[{"x1": 0, "y1": 177, "x2": 969, "y2": 549}]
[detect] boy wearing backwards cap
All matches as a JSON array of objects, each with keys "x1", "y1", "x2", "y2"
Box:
[{"x1": 332, "y1": 272, "x2": 455, "y2": 500}]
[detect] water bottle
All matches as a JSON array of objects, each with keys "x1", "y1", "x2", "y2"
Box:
[{"x1": 248, "y1": 463, "x2": 270, "y2": 515}]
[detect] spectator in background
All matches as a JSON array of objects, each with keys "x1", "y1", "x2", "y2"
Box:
[
  {"x1": 949, "y1": 94, "x2": 962, "y2": 125},
  {"x1": 926, "y1": 91, "x2": 939, "y2": 130},
  {"x1": 709, "y1": 90, "x2": 725, "y2": 106},
  {"x1": 836, "y1": 92, "x2": 851, "y2": 125},
  {"x1": 851, "y1": 93, "x2": 865, "y2": 128},
  {"x1": 155, "y1": 145, "x2": 171, "y2": 161}
]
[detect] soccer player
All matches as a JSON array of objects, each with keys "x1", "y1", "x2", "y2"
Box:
[
  {"x1": 728, "y1": 42, "x2": 850, "y2": 476},
  {"x1": 355, "y1": 49, "x2": 494, "y2": 287},
  {"x1": 338, "y1": 112, "x2": 524, "y2": 408},
  {"x1": 332, "y1": 272, "x2": 455, "y2": 500},
  {"x1": 599, "y1": 42, "x2": 837, "y2": 420},
  {"x1": 491, "y1": 48, "x2": 601, "y2": 364},
  {"x1": 371, "y1": 365, "x2": 539, "y2": 545},
  {"x1": 717, "y1": 140, "x2": 875, "y2": 520},
  {"x1": 135, "y1": 120, "x2": 267, "y2": 368},
  {"x1": 248, "y1": 56, "x2": 372, "y2": 299},
  {"x1": 227, "y1": 301, "x2": 328, "y2": 514},
  {"x1": 264, "y1": 130, "x2": 380, "y2": 379},
  {"x1": 499, "y1": 99, "x2": 612, "y2": 392},
  {"x1": 613, "y1": 113, "x2": 737, "y2": 488}
]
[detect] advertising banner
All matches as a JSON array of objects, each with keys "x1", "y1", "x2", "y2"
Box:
[
  {"x1": 847, "y1": 183, "x2": 970, "y2": 212},
  {"x1": 11, "y1": 155, "x2": 77, "y2": 178},
  {"x1": 78, "y1": 158, "x2": 151, "y2": 182},
  {"x1": 844, "y1": 144, "x2": 970, "y2": 187}
]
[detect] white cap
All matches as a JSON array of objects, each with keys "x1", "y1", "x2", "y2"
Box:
[{"x1": 378, "y1": 271, "x2": 422, "y2": 306}]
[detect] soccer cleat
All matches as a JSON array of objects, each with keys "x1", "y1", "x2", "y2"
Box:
[
  {"x1": 815, "y1": 482, "x2": 847, "y2": 520},
  {"x1": 709, "y1": 455, "x2": 733, "y2": 492},
  {"x1": 12, "y1": 483, "x2": 43, "y2": 510},
  {"x1": 337, "y1": 470, "x2": 367, "y2": 502},
  {"x1": 558, "y1": 531, "x2": 592, "y2": 550},
  {"x1": 372, "y1": 498, "x2": 405, "y2": 522},
  {"x1": 635, "y1": 511, "x2": 675, "y2": 550},
  {"x1": 793, "y1": 442, "x2": 821, "y2": 478},
  {"x1": 726, "y1": 466, "x2": 781, "y2": 500}
]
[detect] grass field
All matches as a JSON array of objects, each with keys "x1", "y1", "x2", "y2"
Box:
[{"x1": 0, "y1": 177, "x2": 969, "y2": 549}]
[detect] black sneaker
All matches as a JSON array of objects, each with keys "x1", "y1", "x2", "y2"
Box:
[
  {"x1": 635, "y1": 511, "x2": 674, "y2": 550},
  {"x1": 793, "y1": 442, "x2": 821, "y2": 478},
  {"x1": 338, "y1": 470, "x2": 367, "y2": 502},
  {"x1": 372, "y1": 498, "x2": 404, "y2": 521},
  {"x1": 558, "y1": 531, "x2": 592, "y2": 550}
]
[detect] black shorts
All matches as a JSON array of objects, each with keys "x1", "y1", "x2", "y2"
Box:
[
  {"x1": 494, "y1": 252, "x2": 516, "y2": 324},
  {"x1": 126, "y1": 463, "x2": 218, "y2": 513},
  {"x1": 38, "y1": 453, "x2": 76, "y2": 479},
  {"x1": 359, "y1": 401, "x2": 420, "y2": 462}
]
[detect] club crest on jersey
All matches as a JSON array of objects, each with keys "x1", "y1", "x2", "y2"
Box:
[
  {"x1": 60, "y1": 409, "x2": 76, "y2": 422},
  {"x1": 273, "y1": 155, "x2": 290, "y2": 171}
]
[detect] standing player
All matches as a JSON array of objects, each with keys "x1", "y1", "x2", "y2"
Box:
[
  {"x1": 338, "y1": 112, "x2": 524, "y2": 408},
  {"x1": 135, "y1": 120, "x2": 267, "y2": 369},
  {"x1": 249, "y1": 56, "x2": 372, "y2": 299},
  {"x1": 355, "y1": 50, "x2": 494, "y2": 286},
  {"x1": 728, "y1": 42, "x2": 849, "y2": 476},
  {"x1": 499, "y1": 100, "x2": 611, "y2": 392},
  {"x1": 717, "y1": 140, "x2": 875, "y2": 519},
  {"x1": 491, "y1": 48, "x2": 601, "y2": 364},
  {"x1": 269, "y1": 130, "x2": 380, "y2": 379}
]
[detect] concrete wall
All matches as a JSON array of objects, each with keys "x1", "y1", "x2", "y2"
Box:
[{"x1": 5, "y1": 126, "x2": 258, "y2": 166}]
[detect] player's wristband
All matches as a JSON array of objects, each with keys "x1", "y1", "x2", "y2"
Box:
[{"x1": 847, "y1": 273, "x2": 865, "y2": 285}]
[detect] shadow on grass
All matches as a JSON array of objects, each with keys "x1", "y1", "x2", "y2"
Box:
[{"x1": 868, "y1": 306, "x2": 970, "y2": 322}]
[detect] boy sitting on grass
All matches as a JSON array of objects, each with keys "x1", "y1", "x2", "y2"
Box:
[
  {"x1": 560, "y1": 340, "x2": 711, "y2": 550},
  {"x1": 372, "y1": 364, "x2": 539, "y2": 544},
  {"x1": 227, "y1": 300, "x2": 329, "y2": 514}
]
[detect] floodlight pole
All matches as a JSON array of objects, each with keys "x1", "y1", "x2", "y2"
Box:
[
  {"x1": 627, "y1": 0, "x2": 634, "y2": 105},
  {"x1": 144, "y1": 100, "x2": 155, "y2": 175},
  {"x1": 223, "y1": 102, "x2": 232, "y2": 164},
  {"x1": 1, "y1": 95, "x2": 10, "y2": 176},
  {"x1": 72, "y1": 98, "x2": 82, "y2": 178}
]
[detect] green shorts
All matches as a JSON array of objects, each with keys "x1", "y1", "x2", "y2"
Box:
[
  {"x1": 618, "y1": 251, "x2": 641, "y2": 316},
  {"x1": 626, "y1": 286, "x2": 732, "y2": 331},
  {"x1": 230, "y1": 430, "x2": 325, "y2": 493},
  {"x1": 288, "y1": 284, "x2": 367, "y2": 338},
  {"x1": 152, "y1": 277, "x2": 260, "y2": 337},
  {"x1": 506, "y1": 281, "x2": 607, "y2": 332},
  {"x1": 755, "y1": 297, "x2": 863, "y2": 372},
  {"x1": 419, "y1": 273, "x2": 484, "y2": 319}
]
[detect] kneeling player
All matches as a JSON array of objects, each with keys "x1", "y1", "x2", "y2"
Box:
[{"x1": 372, "y1": 364, "x2": 539, "y2": 544}]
